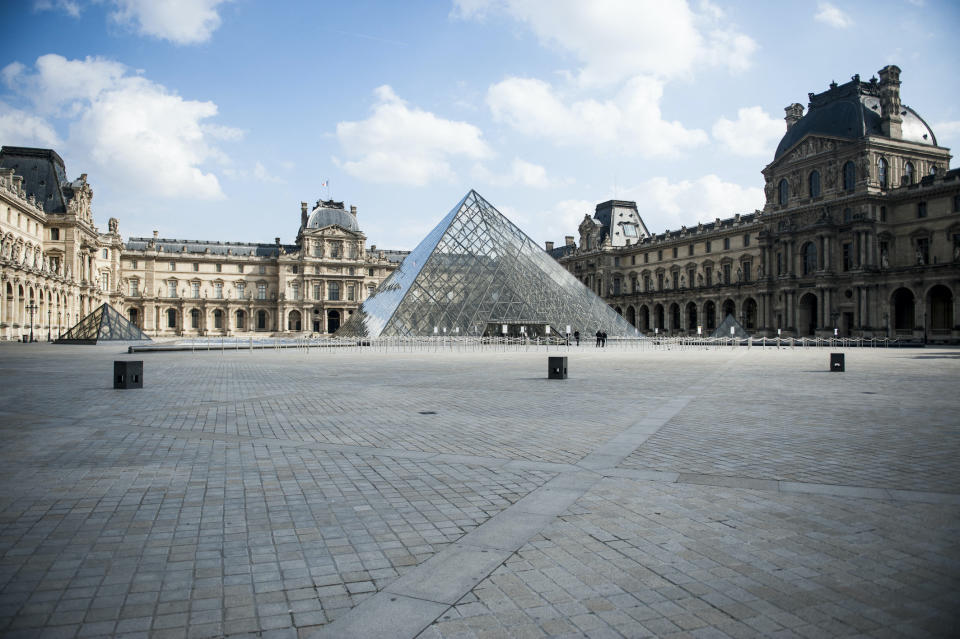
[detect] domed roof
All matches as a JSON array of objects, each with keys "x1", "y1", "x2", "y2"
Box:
[
  {"x1": 774, "y1": 77, "x2": 937, "y2": 161},
  {"x1": 307, "y1": 206, "x2": 359, "y2": 232}
]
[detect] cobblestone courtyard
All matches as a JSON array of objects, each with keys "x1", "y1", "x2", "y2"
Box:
[{"x1": 0, "y1": 343, "x2": 957, "y2": 638}]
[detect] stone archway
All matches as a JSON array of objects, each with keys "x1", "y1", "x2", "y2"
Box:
[
  {"x1": 669, "y1": 303, "x2": 681, "y2": 331},
  {"x1": 638, "y1": 305, "x2": 649, "y2": 332},
  {"x1": 288, "y1": 309, "x2": 302, "y2": 331},
  {"x1": 654, "y1": 304, "x2": 664, "y2": 331},
  {"x1": 926, "y1": 285, "x2": 952, "y2": 334},
  {"x1": 892, "y1": 287, "x2": 915, "y2": 333},
  {"x1": 742, "y1": 298, "x2": 757, "y2": 330},
  {"x1": 721, "y1": 298, "x2": 735, "y2": 322},
  {"x1": 704, "y1": 300, "x2": 716, "y2": 331},
  {"x1": 798, "y1": 292, "x2": 817, "y2": 336},
  {"x1": 626, "y1": 306, "x2": 636, "y2": 327},
  {"x1": 327, "y1": 309, "x2": 341, "y2": 334},
  {"x1": 127, "y1": 307, "x2": 139, "y2": 327},
  {"x1": 686, "y1": 301, "x2": 697, "y2": 331}
]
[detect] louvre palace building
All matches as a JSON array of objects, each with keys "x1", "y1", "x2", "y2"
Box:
[
  {"x1": 0, "y1": 146, "x2": 406, "y2": 340},
  {"x1": 550, "y1": 65, "x2": 960, "y2": 342}
]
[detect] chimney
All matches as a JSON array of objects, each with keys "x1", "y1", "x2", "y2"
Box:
[
  {"x1": 545, "y1": 241, "x2": 554, "y2": 251},
  {"x1": 350, "y1": 205, "x2": 357, "y2": 217},
  {"x1": 784, "y1": 103, "x2": 804, "y2": 130},
  {"x1": 301, "y1": 201, "x2": 308, "y2": 228},
  {"x1": 564, "y1": 236, "x2": 575, "y2": 246},
  {"x1": 878, "y1": 65, "x2": 902, "y2": 139}
]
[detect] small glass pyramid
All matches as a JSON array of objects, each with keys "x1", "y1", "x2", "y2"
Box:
[
  {"x1": 711, "y1": 313, "x2": 749, "y2": 338},
  {"x1": 337, "y1": 190, "x2": 639, "y2": 338},
  {"x1": 55, "y1": 303, "x2": 152, "y2": 344}
]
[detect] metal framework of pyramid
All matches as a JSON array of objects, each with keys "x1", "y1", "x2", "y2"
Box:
[
  {"x1": 337, "y1": 190, "x2": 638, "y2": 338},
  {"x1": 55, "y1": 303, "x2": 152, "y2": 344},
  {"x1": 711, "y1": 313, "x2": 750, "y2": 338}
]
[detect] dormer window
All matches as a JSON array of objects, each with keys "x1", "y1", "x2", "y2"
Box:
[
  {"x1": 809, "y1": 171, "x2": 821, "y2": 198},
  {"x1": 622, "y1": 223, "x2": 638, "y2": 238},
  {"x1": 778, "y1": 179, "x2": 789, "y2": 205}
]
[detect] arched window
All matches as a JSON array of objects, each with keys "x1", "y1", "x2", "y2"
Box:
[
  {"x1": 809, "y1": 171, "x2": 821, "y2": 198},
  {"x1": 213, "y1": 310, "x2": 223, "y2": 329},
  {"x1": 166, "y1": 308, "x2": 177, "y2": 328},
  {"x1": 843, "y1": 161, "x2": 856, "y2": 191},
  {"x1": 778, "y1": 179, "x2": 789, "y2": 205},
  {"x1": 877, "y1": 157, "x2": 888, "y2": 188},
  {"x1": 904, "y1": 161, "x2": 914, "y2": 185},
  {"x1": 190, "y1": 309, "x2": 200, "y2": 329},
  {"x1": 235, "y1": 310, "x2": 245, "y2": 329},
  {"x1": 802, "y1": 242, "x2": 818, "y2": 275}
]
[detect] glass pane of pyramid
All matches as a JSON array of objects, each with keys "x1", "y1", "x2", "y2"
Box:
[
  {"x1": 337, "y1": 190, "x2": 639, "y2": 338},
  {"x1": 55, "y1": 303, "x2": 152, "y2": 344}
]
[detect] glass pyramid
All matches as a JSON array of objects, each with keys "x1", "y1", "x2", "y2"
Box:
[
  {"x1": 55, "y1": 303, "x2": 152, "y2": 344},
  {"x1": 711, "y1": 314, "x2": 750, "y2": 338},
  {"x1": 337, "y1": 190, "x2": 639, "y2": 338}
]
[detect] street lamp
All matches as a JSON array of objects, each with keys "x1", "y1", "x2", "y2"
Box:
[
  {"x1": 25, "y1": 302, "x2": 37, "y2": 342},
  {"x1": 47, "y1": 307, "x2": 52, "y2": 342}
]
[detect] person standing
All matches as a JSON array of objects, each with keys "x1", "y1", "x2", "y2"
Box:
[
  {"x1": 601, "y1": 330, "x2": 607, "y2": 347},
  {"x1": 595, "y1": 330, "x2": 601, "y2": 347},
  {"x1": 574, "y1": 330, "x2": 580, "y2": 346}
]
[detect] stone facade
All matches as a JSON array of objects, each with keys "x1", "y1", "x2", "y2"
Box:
[
  {"x1": 552, "y1": 66, "x2": 960, "y2": 342},
  {"x1": 0, "y1": 146, "x2": 406, "y2": 339},
  {"x1": 0, "y1": 148, "x2": 114, "y2": 341}
]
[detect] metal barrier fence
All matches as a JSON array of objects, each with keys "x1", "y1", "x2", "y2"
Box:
[{"x1": 129, "y1": 335, "x2": 908, "y2": 354}]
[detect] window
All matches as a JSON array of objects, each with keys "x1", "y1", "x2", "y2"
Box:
[
  {"x1": 917, "y1": 202, "x2": 927, "y2": 218},
  {"x1": 292, "y1": 265, "x2": 299, "y2": 274},
  {"x1": 643, "y1": 253, "x2": 649, "y2": 264},
  {"x1": 657, "y1": 250, "x2": 662, "y2": 261},
  {"x1": 705, "y1": 266, "x2": 712, "y2": 286},
  {"x1": 688, "y1": 244, "x2": 694, "y2": 256},
  {"x1": 722, "y1": 263, "x2": 731, "y2": 284},
  {"x1": 843, "y1": 208, "x2": 852, "y2": 223},
  {"x1": 257, "y1": 311, "x2": 267, "y2": 330},
  {"x1": 237, "y1": 282, "x2": 245, "y2": 298},
  {"x1": 842, "y1": 242, "x2": 852, "y2": 271},
  {"x1": 191, "y1": 309, "x2": 199, "y2": 329},
  {"x1": 314, "y1": 283, "x2": 322, "y2": 300},
  {"x1": 916, "y1": 238, "x2": 929, "y2": 265},
  {"x1": 809, "y1": 170, "x2": 821, "y2": 198},
  {"x1": 257, "y1": 283, "x2": 266, "y2": 299},
  {"x1": 778, "y1": 179, "x2": 789, "y2": 205},
  {"x1": 330, "y1": 242, "x2": 342, "y2": 258},
  {"x1": 368, "y1": 267, "x2": 375, "y2": 276},
  {"x1": 291, "y1": 282, "x2": 300, "y2": 300},
  {"x1": 723, "y1": 238, "x2": 730, "y2": 250},
  {"x1": 215, "y1": 282, "x2": 223, "y2": 299},
  {"x1": 644, "y1": 276, "x2": 651, "y2": 292},
  {"x1": 614, "y1": 256, "x2": 620, "y2": 267},
  {"x1": 776, "y1": 252, "x2": 782, "y2": 276},
  {"x1": 348, "y1": 285, "x2": 356, "y2": 301},
  {"x1": 102, "y1": 249, "x2": 109, "y2": 259},
  {"x1": 657, "y1": 273, "x2": 664, "y2": 290},
  {"x1": 687, "y1": 268, "x2": 695, "y2": 288},
  {"x1": 214, "y1": 311, "x2": 223, "y2": 329},
  {"x1": 881, "y1": 206, "x2": 887, "y2": 222},
  {"x1": 169, "y1": 261, "x2": 176, "y2": 271},
  {"x1": 167, "y1": 309, "x2": 176, "y2": 328},
  {"x1": 99, "y1": 272, "x2": 109, "y2": 292},
  {"x1": 193, "y1": 263, "x2": 199, "y2": 272},
  {"x1": 743, "y1": 234, "x2": 750, "y2": 247},
  {"x1": 259, "y1": 265, "x2": 266, "y2": 274},
  {"x1": 904, "y1": 161, "x2": 914, "y2": 185},
  {"x1": 622, "y1": 224, "x2": 638, "y2": 237},
  {"x1": 131, "y1": 259, "x2": 138, "y2": 269},
  {"x1": 877, "y1": 157, "x2": 888, "y2": 188},
  {"x1": 843, "y1": 161, "x2": 856, "y2": 191},
  {"x1": 238, "y1": 264, "x2": 244, "y2": 273},
  {"x1": 802, "y1": 242, "x2": 817, "y2": 275},
  {"x1": 672, "y1": 247, "x2": 678, "y2": 258},
  {"x1": 168, "y1": 281, "x2": 177, "y2": 297},
  {"x1": 192, "y1": 282, "x2": 200, "y2": 298},
  {"x1": 326, "y1": 282, "x2": 339, "y2": 300},
  {"x1": 236, "y1": 310, "x2": 245, "y2": 329},
  {"x1": 50, "y1": 228, "x2": 59, "y2": 240},
  {"x1": 215, "y1": 263, "x2": 221, "y2": 273},
  {"x1": 743, "y1": 261, "x2": 752, "y2": 282},
  {"x1": 129, "y1": 279, "x2": 139, "y2": 296},
  {"x1": 705, "y1": 241, "x2": 712, "y2": 253}
]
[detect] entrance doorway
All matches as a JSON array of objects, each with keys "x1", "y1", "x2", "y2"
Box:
[
  {"x1": 327, "y1": 310, "x2": 340, "y2": 333},
  {"x1": 798, "y1": 292, "x2": 817, "y2": 336}
]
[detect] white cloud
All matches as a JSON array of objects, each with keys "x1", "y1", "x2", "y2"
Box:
[
  {"x1": 499, "y1": 199, "x2": 593, "y2": 246},
  {"x1": 109, "y1": 0, "x2": 230, "y2": 45},
  {"x1": 487, "y1": 75, "x2": 707, "y2": 156},
  {"x1": 5, "y1": 54, "x2": 237, "y2": 200},
  {"x1": 625, "y1": 175, "x2": 764, "y2": 229},
  {"x1": 473, "y1": 158, "x2": 564, "y2": 189},
  {"x1": 0, "y1": 102, "x2": 61, "y2": 147},
  {"x1": 253, "y1": 162, "x2": 284, "y2": 184},
  {"x1": 814, "y1": 2, "x2": 852, "y2": 28},
  {"x1": 335, "y1": 85, "x2": 492, "y2": 186},
  {"x1": 453, "y1": 0, "x2": 757, "y2": 86},
  {"x1": 712, "y1": 106, "x2": 784, "y2": 157},
  {"x1": 33, "y1": 0, "x2": 82, "y2": 18}
]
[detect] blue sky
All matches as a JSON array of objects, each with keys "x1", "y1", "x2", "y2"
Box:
[{"x1": 2, "y1": 0, "x2": 958, "y2": 250}]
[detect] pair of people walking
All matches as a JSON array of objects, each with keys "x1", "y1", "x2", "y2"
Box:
[{"x1": 595, "y1": 329, "x2": 607, "y2": 347}]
